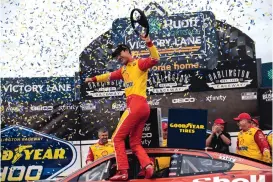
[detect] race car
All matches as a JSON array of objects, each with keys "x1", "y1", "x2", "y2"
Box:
[{"x1": 51, "y1": 148, "x2": 272, "y2": 182}]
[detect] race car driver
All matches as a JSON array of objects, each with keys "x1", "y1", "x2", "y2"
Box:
[
  {"x1": 234, "y1": 113, "x2": 271, "y2": 163},
  {"x1": 86, "y1": 128, "x2": 114, "y2": 164},
  {"x1": 85, "y1": 34, "x2": 160, "y2": 181}
]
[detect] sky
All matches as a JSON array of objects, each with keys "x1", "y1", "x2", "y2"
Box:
[{"x1": 1, "y1": 0, "x2": 272, "y2": 78}]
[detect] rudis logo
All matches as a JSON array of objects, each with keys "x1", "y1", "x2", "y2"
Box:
[
  {"x1": 172, "y1": 97, "x2": 196, "y2": 104},
  {"x1": 207, "y1": 69, "x2": 252, "y2": 89},
  {"x1": 0, "y1": 125, "x2": 76, "y2": 182},
  {"x1": 192, "y1": 175, "x2": 265, "y2": 182}
]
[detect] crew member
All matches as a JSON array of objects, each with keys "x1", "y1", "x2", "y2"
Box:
[
  {"x1": 156, "y1": 121, "x2": 170, "y2": 170},
  {"x1": 206, "y1": 118, "x2": 231, "y2": 153},
  {"x1": 251, "y1": 118, "x2": 259, "y2": 128},
  {"x1": 162, "y1": 121, "x2": 168, "y2": 147},
  {"x1": 234, "y1": 113, "x2": 271, "y2": 163},
  {"x1": 85, "y1": 34, "x2": 160, "y2": 181},
  {"x1": 86, "y1": 128, "x2": 114, "y2": 164}
]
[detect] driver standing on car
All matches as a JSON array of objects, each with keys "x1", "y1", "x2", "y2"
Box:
[
  {"x1": 234, "y1": 113, "x2": 272, "y2": 163},
  {"x1": 85, "y1": 34, "x2": 160, "y2": 181},
  {"x1": 86, "y1": 128, "x2": 115, "y2": 164}
]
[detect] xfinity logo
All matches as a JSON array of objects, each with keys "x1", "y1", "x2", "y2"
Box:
[
  {"x1": 148, "y1": 98, "x2": 162, "y2": 106},
  {"x1": 30, "y1": 105, "x2": 53, "y2": 111},
  {"x1": 206, "y1": 95, "x2": 226, "y2": 102},
  {"x1": 172, "y1": 97, "x2": 196, "y2": 104},
  {"x1": 193, "y1": 175, "x2": 265, "y2": 182}
]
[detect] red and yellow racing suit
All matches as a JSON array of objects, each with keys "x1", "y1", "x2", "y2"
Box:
[
  {"x1": 90, "y1": 41, "x2": 160, "y2": 170},
  {"x1": 236, "y1": 127, "x2": 271, "y2": 163},
  {"x1": 86, "y1": 141, "x2": 115, "y2": 163}
]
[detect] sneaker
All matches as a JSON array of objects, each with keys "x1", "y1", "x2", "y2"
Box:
[{"x1": 110, "y1": 170, "x2": 128, "y2": 181}]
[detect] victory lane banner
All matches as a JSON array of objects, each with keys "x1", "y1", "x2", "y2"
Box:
[
  {"x1": 111, "y1": 11, "x2": 218, "y2": 69},
  {"x1": 167, "y1": 108, "x2": 207, "y2": 149},
  {"x1": 0, "y1": 125, "x2": 77, "y2": 182},
  {"x1": 1, "y1": 77, "x2": 76, "y2": 103}
]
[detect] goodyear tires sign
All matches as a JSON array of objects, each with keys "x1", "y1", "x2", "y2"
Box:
[
  {"x1": 168, "y1": 108, "x2": 207, "y2": 149},
  {"x1": 0, "y1": 125, "x2": 77, "y2": 182}
]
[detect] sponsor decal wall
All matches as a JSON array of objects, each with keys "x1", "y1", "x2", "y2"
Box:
[
  {"x1": 1, "y1": 101, "x2": 82, "y2": 141},
  {"x1": 0, "y1": 125, "x2": 76, "y2": 182}
]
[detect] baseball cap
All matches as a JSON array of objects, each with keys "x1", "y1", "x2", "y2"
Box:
[
  {"x1": 233, "y1": 113, "x2": 251, "y2": 121},
  {"x1": 162, "y1": 122, "x2": 168, "y2": 130},
  {"x1": 252, "y1": 118, "x2": 259, "y2": 125},
  {"x1": 214, "y1": 118, "x2": 225, "y2": 125},
  {"x1": 111, "y1": 44, "x2": 131, "y2": 58}
]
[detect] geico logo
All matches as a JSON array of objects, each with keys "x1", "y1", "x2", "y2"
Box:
[
  {"x1": 1, "y1": 145, "x2": 66, "y2": 164},
  {"x1": 1, "y1": 165, "x2": 43, "y2": 182},
  {"x1": 142, "y1": 133, "x2": 152, "y2": 138},
  {"x1": 172, "y1": 98, "x2": 196, "y2": 103},
  {"x1": 30, "y1": 105, "x2": 53, "y2": 111},
  {"x1": 192, "y1": 175, "x2": 265, "y2": 182},
  {"x1": 112, "y1": 103, "x2": 125, "y2": 109}
]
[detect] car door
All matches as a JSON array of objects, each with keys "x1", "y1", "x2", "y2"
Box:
[
  {"x1": 63, "y1": 154, "x2": 138, "y2": 182},
  {"x1": 128, "y1": 152, "x2": 235, "y2": 182}
]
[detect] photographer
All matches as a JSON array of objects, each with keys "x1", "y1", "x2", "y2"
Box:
[{"x1": 206, "y1": 118, "x2": 231, "y2": 153}]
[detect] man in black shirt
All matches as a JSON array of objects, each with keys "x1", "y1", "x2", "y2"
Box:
[{"x1": 206, "y1": 118, "x2": 231, "y2": 153}]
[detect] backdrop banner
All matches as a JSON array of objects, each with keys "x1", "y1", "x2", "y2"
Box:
[
  {"x1": 81, "y1": 60, "x2": 258, "y2": 99},
  {"x1": 1, "y1": 87, "x2": 261, "y2": 141}
]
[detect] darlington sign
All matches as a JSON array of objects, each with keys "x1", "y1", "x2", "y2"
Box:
[{"x1": 0, "y1": 125, "x2": 76, "y2": 182}]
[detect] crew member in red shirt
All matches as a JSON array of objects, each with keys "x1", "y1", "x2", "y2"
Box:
[{"x1": 85, "y1": 34, "x2": 160, "y2": 181}]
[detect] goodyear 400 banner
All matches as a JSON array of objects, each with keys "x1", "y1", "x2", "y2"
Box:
[{"x1": 0, "y1": 125, "x2": 76, "y2": 182}]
